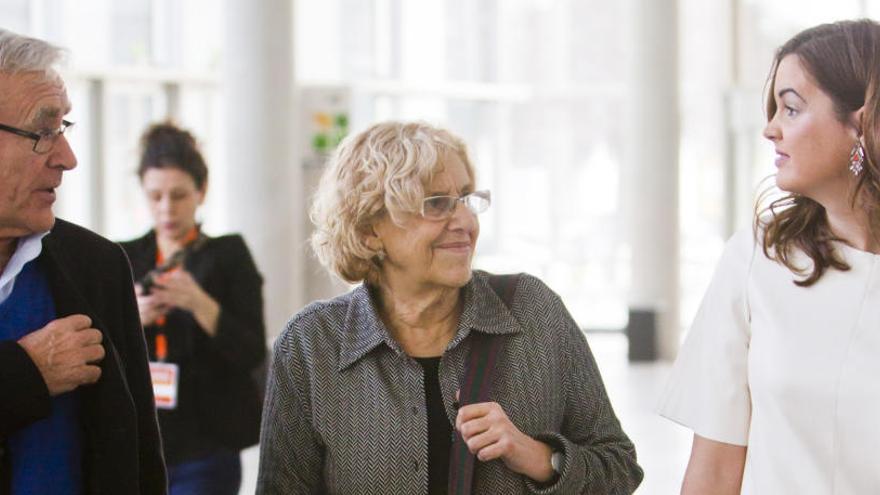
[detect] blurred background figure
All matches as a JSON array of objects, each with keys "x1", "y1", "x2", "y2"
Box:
[{"x1": 120, "y1": 123, "x2": 266, "y2": 495}]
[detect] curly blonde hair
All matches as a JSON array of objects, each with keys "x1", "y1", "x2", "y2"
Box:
[{"x1": 310, "y1": 121, "x2": 475, "y2": 284}]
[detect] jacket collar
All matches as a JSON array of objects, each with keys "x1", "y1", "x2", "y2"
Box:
[
  {"x1": 337, "y1": 270, "x2": 523, "y2": 371},
  {"x1": 40, "y1": 224, "x2": 95, "y2": 320}
]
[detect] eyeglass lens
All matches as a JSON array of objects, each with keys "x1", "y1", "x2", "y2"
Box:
[{"x1": 423, "y1": 191, "x2": 490, "y2": 219}]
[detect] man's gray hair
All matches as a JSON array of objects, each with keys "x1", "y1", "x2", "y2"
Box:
[{"x1": 0, "y1": 28, "x2": 64, "y2": 74}]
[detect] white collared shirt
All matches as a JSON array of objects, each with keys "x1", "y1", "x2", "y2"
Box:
[{"x1": 0, "y1": 231, "x2": 49, "y2": 305}]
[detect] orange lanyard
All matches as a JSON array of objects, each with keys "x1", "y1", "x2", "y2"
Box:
[
  {"x1": 155, "y1": 227, "x2": 199, "y2": 266},
  {"x1": 155, "y1": 334, "x2": 168, "y2": 362},
  {"x1": 153, "y1": 227, "x2": 199, "y2": 361}
]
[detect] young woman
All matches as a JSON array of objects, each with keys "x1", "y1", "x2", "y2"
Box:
[
  {"x1": 120, "y1": 123, "x2": 266, "y2": 495},
  {"x1": 659, "y1": 20, "x2": 880, "y2": 494}
]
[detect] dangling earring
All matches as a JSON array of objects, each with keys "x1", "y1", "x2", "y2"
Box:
[
  {"x1": 374, "y1": 249, "x2": 386, "y2": 262},
  {"x1": 849, "y1": 140, "x2": 866, "y2": 176}
]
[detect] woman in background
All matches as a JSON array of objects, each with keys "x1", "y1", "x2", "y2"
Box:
[
  {"x1": 120, "y1": 122, "x2": 266, "y2": 495},
  {"x1": 659, "y1": 20, "x2": 880, "y2": 494}
]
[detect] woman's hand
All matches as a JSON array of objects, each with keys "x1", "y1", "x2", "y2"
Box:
[
  {"x1": 135, "y1": 283, "x2": 169, "y2": 326},
  {"x1": 455, "y1": 398, "x2": 556, "y2": 483},
  {"x1": 150, "y1": 270, "x2": 221, "y2": 336}
]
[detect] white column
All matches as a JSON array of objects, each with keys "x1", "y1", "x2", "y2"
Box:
[
  {"x1": 223, "y1": 0, "x2": 302, "y2": 338},
  {"x1": 626, "y1": 0, "x2": 680, "y2": 360}
]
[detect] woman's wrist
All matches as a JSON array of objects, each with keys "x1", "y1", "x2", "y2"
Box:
[{"x1": 516, "y1": 437, "x2": 556, "y2": 483}]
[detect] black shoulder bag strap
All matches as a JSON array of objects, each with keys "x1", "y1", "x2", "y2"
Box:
[{"x1": 448, "y1": 273, "x2": 521, "y2": 495}]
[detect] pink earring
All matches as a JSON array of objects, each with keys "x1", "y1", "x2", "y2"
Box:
[{"x1": 849, "y1": 141, "x2": 866, "y2": 176}]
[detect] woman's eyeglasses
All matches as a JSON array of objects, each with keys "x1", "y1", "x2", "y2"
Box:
[{"x1": 420, "y1": 190, "x2": 491, "y2": 220}]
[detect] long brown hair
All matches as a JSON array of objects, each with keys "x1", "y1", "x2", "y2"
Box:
[{"x1": 756, "y1": 19, "x2": 880, "y2": 286}]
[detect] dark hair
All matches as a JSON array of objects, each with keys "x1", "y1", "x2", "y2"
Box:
[
  {"x1": 757, "y1": 19, "x2": 880, "y2": 286},
  {"x1": 138, "y1": 122, "x2": 208, "y2": 190}
]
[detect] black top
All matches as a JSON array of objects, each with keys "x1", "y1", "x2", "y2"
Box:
[
  {"x1": 415, "y1": 356, "x2": 452, "y2": 495},
  {"x1": 0, "y1": 219, "x2": 166, "y2": 495},
  {"x1": 120, "y1": 230, "x2": 266, "y2": 465}
]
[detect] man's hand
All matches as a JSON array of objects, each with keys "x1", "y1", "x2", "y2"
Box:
[{"x1": 17, "y1": 314, "x2": 105, "y2": 396}]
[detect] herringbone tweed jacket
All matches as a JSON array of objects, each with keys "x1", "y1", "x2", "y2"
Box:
[{"x1": 257, "y1": 270, "x2": 643, "y2": 494}]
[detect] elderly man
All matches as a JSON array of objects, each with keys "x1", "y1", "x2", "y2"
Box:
[{"x1": 0, "y1": 30, "x2": 166, "y2": 494}]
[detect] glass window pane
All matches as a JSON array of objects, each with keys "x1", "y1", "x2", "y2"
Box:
[
  {"x1": 54, "y1": 79, "x2": 95, "y2": 229},
  {"x1": 110, "y1": 0, "x2": 152, "y2": 65},
  {"x1": 178, "y1": 86, "x2": 226, "y2": 232},
  {"x1": 0, "y1": 0, "x2": 31, "y2": 34},
  {"x1": 60, "y1": 0, "x2": 113, "y2": 67},
  {"x1": 102, "y1": 83, "x2": 167, "y2": 240}
]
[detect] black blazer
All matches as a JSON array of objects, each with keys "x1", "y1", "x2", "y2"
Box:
[
  {"x1": 120, "y1": 230, "x2": 266, "y2": 464},
  {"x1": 0, "y1": 219, "x2": 167, "y2": 495}
]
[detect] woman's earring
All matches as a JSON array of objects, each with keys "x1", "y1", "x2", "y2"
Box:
[
  {"x1": 849, "y1": 141, "x2": 866, "y2": 176},
  {"x1": 375, "y1": 249, "x2": 386, "y2": 262}
]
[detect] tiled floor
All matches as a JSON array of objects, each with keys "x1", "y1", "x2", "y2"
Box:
[
  {"x1": 587, "y1": 333, "x2": 691, "y2": 494},
  {"x1": 238, "y1": 333, "x2": 691, "y2": 494}
]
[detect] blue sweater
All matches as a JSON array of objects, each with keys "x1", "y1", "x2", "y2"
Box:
[{"x1": 0, "y1": 259, "x2": 83, "y2": 495}]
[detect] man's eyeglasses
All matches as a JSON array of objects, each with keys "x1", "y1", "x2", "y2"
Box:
[
  {"x1": 420, "y1": 190, "x2": 491, "y2": 220},
  {"x1": 0, "y1": 120, "x2": 74, "y2": 154}
]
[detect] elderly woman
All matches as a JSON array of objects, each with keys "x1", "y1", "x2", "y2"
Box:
[{"x1": 257, "y1": 121, "x2": 642, "y2": 494}]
